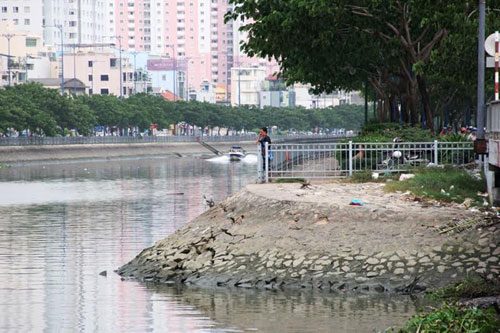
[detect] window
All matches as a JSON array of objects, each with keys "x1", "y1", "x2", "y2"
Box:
[
  {"x1": 25, "y1": 38, "x2": 37, "y2": 47},
  {"x1": 110, "y1": 58, "x2": 117, "y2": 67},
  {"x1": 88, "y1": 75, "x2": 93, "y2": 82},
  {"x1": 89, "y1": 88, "x2": 93, "y2": 95},
  {"x1": 24, "y1": 19, "x2": 30, "y2": 25},
  {"x1": 1, "y1": 7, "x2": 7, "y2": 13},
  {"x1": 24, "y1": 6, "x2": 30, "y2": 13},
  {"x1": 100, "y1": 88, "x2": 109, "y2": 95},
  {"x1": 13, "y1": 19, "x2": 18, "y2": 25},
  {"x1": 88, "y1": 61, "x2": 93, "y2": 67},
  {"x1": 100, "y1": 75, "x2": 109, "y2": 81},
  {"x1": 13, "y1": 7, "x2": 19, "y2": 13}
]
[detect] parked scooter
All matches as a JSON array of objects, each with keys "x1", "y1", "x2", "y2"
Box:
[{"x1": 380, "y1": 137, "x2": 429, "y2": 169}]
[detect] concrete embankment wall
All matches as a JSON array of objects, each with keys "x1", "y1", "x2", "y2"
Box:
[
  {"x1": 0, "y1": 141, "x2": 258, "y2": 163},
  {"x1": 117, "y1": 183, "x2": 499, "y2": 294}
]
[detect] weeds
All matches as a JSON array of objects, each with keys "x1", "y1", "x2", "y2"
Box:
[
  {"x1": 399, "y1": 304, "x2": 500, "y2": 333},
  {"x1": 384, "y1": 166, "x2": 485, "y2": 205}
]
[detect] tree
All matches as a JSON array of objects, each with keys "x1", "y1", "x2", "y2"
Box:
[{"x1": 226, "y1": 0, "x2": 500, "y2": 131}]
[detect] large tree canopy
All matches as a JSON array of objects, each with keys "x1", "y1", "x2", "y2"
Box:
[{"x1": 226, "y1": 0, "x2": 500, "y2": 131}]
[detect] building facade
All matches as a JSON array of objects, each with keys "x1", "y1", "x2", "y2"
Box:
[
  {"x1": 0, "y1": 0, "x2": 44, "y2": 37},
  {"x1": 0, "y1": 22, "x2": 58, "y2": 86},
  {"x1": 63, "y1": 50, "x2": 135, "y2": 96},
  {"x1": 230, "y1": 66, "x2": 265, "y2": 106},
  {"x1": 43, "y1": 0, "x2": 114, "y2": 48}
]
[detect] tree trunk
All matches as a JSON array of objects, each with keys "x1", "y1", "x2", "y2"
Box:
[{"x1": 416, "y1": 74, "x2": 434, "y2": 133}]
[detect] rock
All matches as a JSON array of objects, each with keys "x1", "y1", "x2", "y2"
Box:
[
  {"x1": 366, "y1": 258, "x2": 379, "y2": 265},
  {"x1": 394, "y1": 268, "x2": 405, "y2": 275},
  {"x1": 367, "y1": 272, "x2": 378, "y2": 278},
  {"x1": 399, "y1": 174, "x2": 415, "y2": 181},
  {"x1": 419, "y1": 256, "x2": 431, "y2": 263},
  {"x1": 341, "y1": 266, "x2": 350, "y2": 272},
  {"x1": 292, "y1": 258, "x2": 305, "y2": 268}
]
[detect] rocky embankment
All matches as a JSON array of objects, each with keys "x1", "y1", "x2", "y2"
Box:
[{"x1": 117, "y1": 183, "x2": 499, "y2": 293}]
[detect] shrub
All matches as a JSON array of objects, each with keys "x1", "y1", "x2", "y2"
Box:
[{"x1": 399, "y1": 304, "x2": 500, "y2": 333}]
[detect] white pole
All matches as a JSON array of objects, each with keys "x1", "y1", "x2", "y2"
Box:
[{"x1": 495, "y1": 31, "x2": 499, "y2": 100}]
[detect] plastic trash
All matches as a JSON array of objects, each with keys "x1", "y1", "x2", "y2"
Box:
[{"x1": 349, "y1": 199, "x2": 364, "y2": 206}]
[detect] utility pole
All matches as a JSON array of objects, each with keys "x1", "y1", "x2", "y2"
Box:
[
  {"x1": 132, "y1": 51, "x2": 137, "y2": 94},
  {"x1": 166, "y1": 45, "x2": 176, "y2": 101},
  {"x1": 59, "y1": 26, "x2": 64, "y2": 94},
  {"x1": 2, "y1": 33, "x2": 14, "y2": 86},
  {"x1": 118, "y1": 37, "x2": 123, "y2": 98},
  {"x1": 477, "y1": 0, "x2": 486, "y2": 140},
  {"x1": 73, "y1": 44, "x2": 77, "y2": 94},
  {"x1": 109, "y1": 36, "x2": 123, "y2": 97},
  {"x1": 238, "y1": 68, "x2": 241, "y2": 106},
  {"x1": 90, "y1": 60, "x2": 94, "y2": 94},
  {"x1": 44, "y1": 25, "x2": 64, "y2": 94}
]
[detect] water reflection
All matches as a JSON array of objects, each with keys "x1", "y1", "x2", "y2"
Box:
[
  {"x1": 147, "y1": 285, "x2": 420, "y2": 333},
  {"x1": 0, "y1": 157, "x2": 418, "y2": 332}
]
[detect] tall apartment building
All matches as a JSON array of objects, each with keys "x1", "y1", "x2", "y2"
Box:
[
  {"x1": 114, "y1": 0, "x2": 233, "y2": 99},
  {"x1": 0, "y1": 1, "x2": 44, "y2": 37},
  {"x1": 43, "y1": 0, "x2": 114, "y2": 49}
]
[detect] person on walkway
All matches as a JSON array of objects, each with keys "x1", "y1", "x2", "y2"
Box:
[{"x1": 257, "y1": 127, "x2": 272, "y2": 171}]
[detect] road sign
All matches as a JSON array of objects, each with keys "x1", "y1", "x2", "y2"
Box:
[{"x1": 485, "y1": 32, "x2": 499, "y2": 56}]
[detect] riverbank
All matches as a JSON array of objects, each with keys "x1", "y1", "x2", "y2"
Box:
[
  {"x1": 0, "y1": 141, "x2": 258, "y2": 163},
  {"x1": 117, "y1": 182, "x2": 499, "y2": 293}
]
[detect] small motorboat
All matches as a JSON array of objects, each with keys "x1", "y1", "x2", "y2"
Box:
[{"x1": 227, "y1": 145, "x2": 246, "y2": 161}]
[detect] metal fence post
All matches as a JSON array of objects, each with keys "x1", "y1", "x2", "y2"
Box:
[
  {"x1": 348, "y1": 141, "x2": 353, "y2": 176},
  {"x1": 265, "y1": 142, "x2": 269, "y2": 183},
  {"x1": 434, "y1": 140, "x2": 438, "y2": 165}
]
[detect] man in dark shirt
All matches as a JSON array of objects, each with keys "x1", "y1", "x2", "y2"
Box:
[{"x1": 257, "y1": 127, "x2": 271, "y2": 171}]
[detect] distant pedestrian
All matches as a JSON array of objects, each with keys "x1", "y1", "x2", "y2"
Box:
[{"x1": 257, "y1": 127, "x2": 272, "y2": 170}]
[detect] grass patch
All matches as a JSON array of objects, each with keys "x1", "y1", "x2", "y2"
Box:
[
  {"x1": 428, "y1": 276, "x2": 500, "y2": 301},
  {"x1": 384, "y1": 166, "x2": 485, "y2": 205},
  {"x1": 350, "y1": 170, "x2": 399, "y2": 183},
  {"x1": 274, "y1": 178, "x2": 306, "y2": 183},
  {"x1": 398, "y1": 304, "x2": 500, "y2": 333}
]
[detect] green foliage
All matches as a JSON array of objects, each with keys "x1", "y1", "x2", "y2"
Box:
[
  {"x1": 357, "y1": 122, "x2": 435, "y2": 142},
  {"x1": 384, "y1": 167, "x2": 485, "y2": 204},
  {"x1": 399, "y1": 304, "x2": 500, "y2": 333},
  {"x1": 226, "y1": 1, "x2": 500, "y2": 130},
  {"x1": 429, "y1": 276, "x2": 500, "y2": 301},
  {"x1": 0, "y1": 84, "x2": 366, "y2": 136}
]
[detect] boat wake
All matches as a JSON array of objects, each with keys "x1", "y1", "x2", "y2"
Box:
[{"x1": 207, "y1": 154, "x2": 258, "y2": 164}]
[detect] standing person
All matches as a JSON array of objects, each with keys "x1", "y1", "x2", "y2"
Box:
[{"x1": 257, "y1": 127, "x2": 272, "y2": 171}]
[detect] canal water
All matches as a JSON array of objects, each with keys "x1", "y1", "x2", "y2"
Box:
[{"x1": 0, "y1": 157, "x2": 419, "y2": 332}]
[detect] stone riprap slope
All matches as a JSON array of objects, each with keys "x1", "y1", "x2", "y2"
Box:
[{"x1": 117, "y1": 183, "x2": 499, "y2": 293}]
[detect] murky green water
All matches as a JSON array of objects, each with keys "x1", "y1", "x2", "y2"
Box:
[{"x1": 0, "y1": 157, "x2": 418, "y2": 332}]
